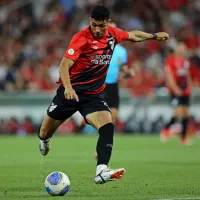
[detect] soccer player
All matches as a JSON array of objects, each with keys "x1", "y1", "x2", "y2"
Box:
[
  {"x1": 38, "y1": 5, "x2": 169, "y2": 184},
  {"x1": 104, "y1": 22, "x2": 134, "y2": 124},
  {"x1": 160, "y1": 41, "x2": 192, "y2": 145}
]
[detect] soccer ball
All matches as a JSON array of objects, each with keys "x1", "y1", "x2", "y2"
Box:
[{"x1": 44, "y1": 171, "x2": 70, "y2": 196}]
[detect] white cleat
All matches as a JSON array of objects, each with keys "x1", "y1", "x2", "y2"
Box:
[
  {"x1": 39, "y1": 140, "x2": 50, "y2": 156},
  {"x1": 94, "y1": 168, "x2": 125, "y2": 184}
]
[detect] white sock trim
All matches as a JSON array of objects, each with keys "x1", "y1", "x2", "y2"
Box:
[
  {"x1": 41, "y1": 138, "x2": 50, "y2": 143},
  {"x1": 96, "y1": 164, "x2": 107, "y2": 175}
]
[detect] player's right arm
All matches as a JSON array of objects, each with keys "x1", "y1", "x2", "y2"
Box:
[
  {"x1": 60, "y1": 33, "x2": 87, "y2": 102},
  {"x1": 59, "y1": 57, "x2": 79, "y2": 102}
]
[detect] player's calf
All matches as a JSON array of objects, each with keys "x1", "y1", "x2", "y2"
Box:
[
  {"x1": 38, "y1": 125, "x2": 51, "y2": 156},
  {"x1": 94, "y1": 123, "x2": 126, "y2": 184},
  {"x1": 96, "y1": 123, "x2": 114, "y2": 165}
]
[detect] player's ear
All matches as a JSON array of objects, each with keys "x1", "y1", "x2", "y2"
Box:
[
  {"x1": 89, "y1": 17, "x2": 92, "y2": 21},
  {"x1": 89, "y1": 17, "x2": 92, "y2": 24},
  {"x1": 108, "y1": 19, "x2": 111, "y2": 24}
]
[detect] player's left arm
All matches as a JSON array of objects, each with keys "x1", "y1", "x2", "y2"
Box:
[
  {"x1": 127, "y1": 31, "x2": 169, "y2": 42},
  {"x1": 186, "y1": 64, "x2": 193, "y2": 90}
]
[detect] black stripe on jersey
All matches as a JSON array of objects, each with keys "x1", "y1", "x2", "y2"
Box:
[
  {"x1": 72, "y1": 72, "x2": 107, "y2": 93},
  {"x1": 71, "y1": 63, "x2": 108, "y2": 84}
]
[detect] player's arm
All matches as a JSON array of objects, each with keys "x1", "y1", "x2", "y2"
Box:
[
  {"x1": 118, "y1": 48, "x2": 134, "y2": 78},
  {"x1": 59, "y1": 57, "x2": 79, "y2": 102},
  {"x1": 186, "y1": 67, "x2": 193, "y2": 95},
  {"x1": 187, "y1": 72, "x2": 192, "y2": 89},
  {"x1": 165, "y1": 66, "x2": 182, "y2": 96},
  {"x1": 127, "y1": 31, "x2": 169, "y2": 42},
  {"x1": 120, "y1": 64, "x2": 135, "y2": 78}
]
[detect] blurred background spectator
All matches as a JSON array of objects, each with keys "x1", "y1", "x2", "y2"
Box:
[{"x1": 0, "y1": 0, "x2": 199, "y2": 135}]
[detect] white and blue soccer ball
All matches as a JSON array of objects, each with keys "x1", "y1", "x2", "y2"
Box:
[{"x1": 44, "y1": 171, "x2": 70, "y2": 196}]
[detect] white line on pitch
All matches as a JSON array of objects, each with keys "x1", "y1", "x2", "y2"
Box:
[{"x1": 154, "y1": 198, "x2": 200, "y2": 200}]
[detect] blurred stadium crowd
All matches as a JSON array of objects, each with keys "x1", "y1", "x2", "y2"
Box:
[{"x1": 0, "y1": 0, "x2": 200, "y2": 134}]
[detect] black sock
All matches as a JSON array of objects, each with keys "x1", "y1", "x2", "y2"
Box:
[
  {"x1": 180, "y1": 117, "x2": 189, "y2": 139},
  {"x1": 96, "y1": 123, "x2": 114, "y2": 166},
  {"x1": 165, "y1": 117, "x2": 177, "y2": 129}
]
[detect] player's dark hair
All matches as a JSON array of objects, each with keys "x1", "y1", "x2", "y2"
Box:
[{"x1": 91, "y1": 5, "x2": 110, "y2": 21}]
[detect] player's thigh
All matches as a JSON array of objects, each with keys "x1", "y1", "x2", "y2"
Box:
[
  {"x1": 172, "y1": 96, "x2": 190, "y2": 117},
  {"x1": 110, "y1": 107, "x2": 118, "y2": 122},
  {"x1": 79, "y1": 95, "x2": 112, "y2": 129},
  {"x1": 173, "y1": 106, "x2": 189, "y2": 117},
  {"x1": 86, "y1": 111, "x2": 112, "y2": 130},
  {"x1": 40, "y1": 114, "x2": 66, "y2": 135},
  {"x1": 104, "y1": 83, "x2": 119, "y2": 109},
  {"x1": 182, "y1": 106, "x2": 189, "y2": 117},
  {"x1": 44, "y1": 85, "x2": 79, "y2": 134}
]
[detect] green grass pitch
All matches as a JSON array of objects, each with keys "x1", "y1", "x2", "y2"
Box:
[{"x1": 0, "y1": 134, "x2": 200, "y2": 200}]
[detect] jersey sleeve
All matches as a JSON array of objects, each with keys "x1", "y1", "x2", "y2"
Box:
[
  {"x1": 110, "y1": 27, "x2": 129, "y2": 43},
  {"x1": 64, "y1": 34, "x2": 87, "y2": 61},
  {"x1": 120, "y1": 48, "x2": 128, "y2": 65}
]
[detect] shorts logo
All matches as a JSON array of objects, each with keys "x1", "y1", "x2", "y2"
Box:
[
  {"x1": 49, "y1": 103, "x2": 57, "y2": 112},
  {"x1": 101, "y1": 101, "x2": 110, "y2": 111},
  {"x1": 68, "y1": 48, "x2": 74, "y2": 55},
  {"x1": 102, "y1": 101, "x2": 108, "y2": 107},
  {"x1": 171, "y1": 98, "x2": 178, "y2": 106}
]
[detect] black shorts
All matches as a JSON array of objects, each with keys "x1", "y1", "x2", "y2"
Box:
[
  {"x1": 104, "y1": 83, "x2": 119, "y2": 109},
  {"x1": 170, "y1": 95, "x2": 190, "y2": 107},
  {"x1": 47, "y1": 85, "x2": 111, "y2": 123}
]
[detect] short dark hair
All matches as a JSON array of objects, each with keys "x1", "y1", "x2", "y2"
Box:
[{"x1": 91, "y1": 5, "x2": 110, "y2": 21}]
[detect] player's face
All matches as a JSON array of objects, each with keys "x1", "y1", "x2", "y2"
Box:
[
  {"x1": 90, "y1": 18, "x2": 109, "y2": 38},
  {"x1": 176, "y1": 43, "x2": 187, "y2": 56}
]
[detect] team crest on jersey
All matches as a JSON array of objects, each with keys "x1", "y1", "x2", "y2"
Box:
[
  {"x1": 93, "y1": 46, "x2": 99, "y2": 49},
  {"x1": 68, "y1": 48, "x2": 74, "y2": 55}
]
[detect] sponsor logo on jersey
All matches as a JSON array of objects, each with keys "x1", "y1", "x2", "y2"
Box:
[{"x1": 90, "y1": 55, "x2": 112, "y2": 65}]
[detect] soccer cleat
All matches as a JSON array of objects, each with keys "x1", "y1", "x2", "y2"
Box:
[
  {"x1": 160, "y1": 128, "x2": 169, "y2": 142},
  {"x1": 39, "y1": 140, "x2": 50, "y2": 156},
  {"x1": 94, "y1": 168, "x2": 125, "y2": 184},
  {"x1": 181, "y1": 138, "x2": 193, "y2": 146}
]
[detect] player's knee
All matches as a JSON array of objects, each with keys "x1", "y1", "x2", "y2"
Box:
[
  {"x1": 112, "y1": 115, "x2": 117, "y2": 124},
  {"x1": 99, "y1": 123, "x2": 114, "y2": 141}
]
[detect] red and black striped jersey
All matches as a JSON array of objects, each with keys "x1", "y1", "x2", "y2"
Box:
[
  {"x1": 165, "y1": 55, "x2": 191, "y2": 96},
  {"x1": 57, "y1": 26, "x2": 129, "y2": 94}
]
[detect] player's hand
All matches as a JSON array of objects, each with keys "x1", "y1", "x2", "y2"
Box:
[
  {"x1": 64, "y1": 87, "x2": 79, "y2": 102},
  {"x1": 155, "y1": 32, "x2": 169, "y2": 41},
  {"x1": 129, "y1": 68, "x2": 135, "y2": 77},
  {"x1": 174, "y1": 87, "x2": 183, "y2": 96}
]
